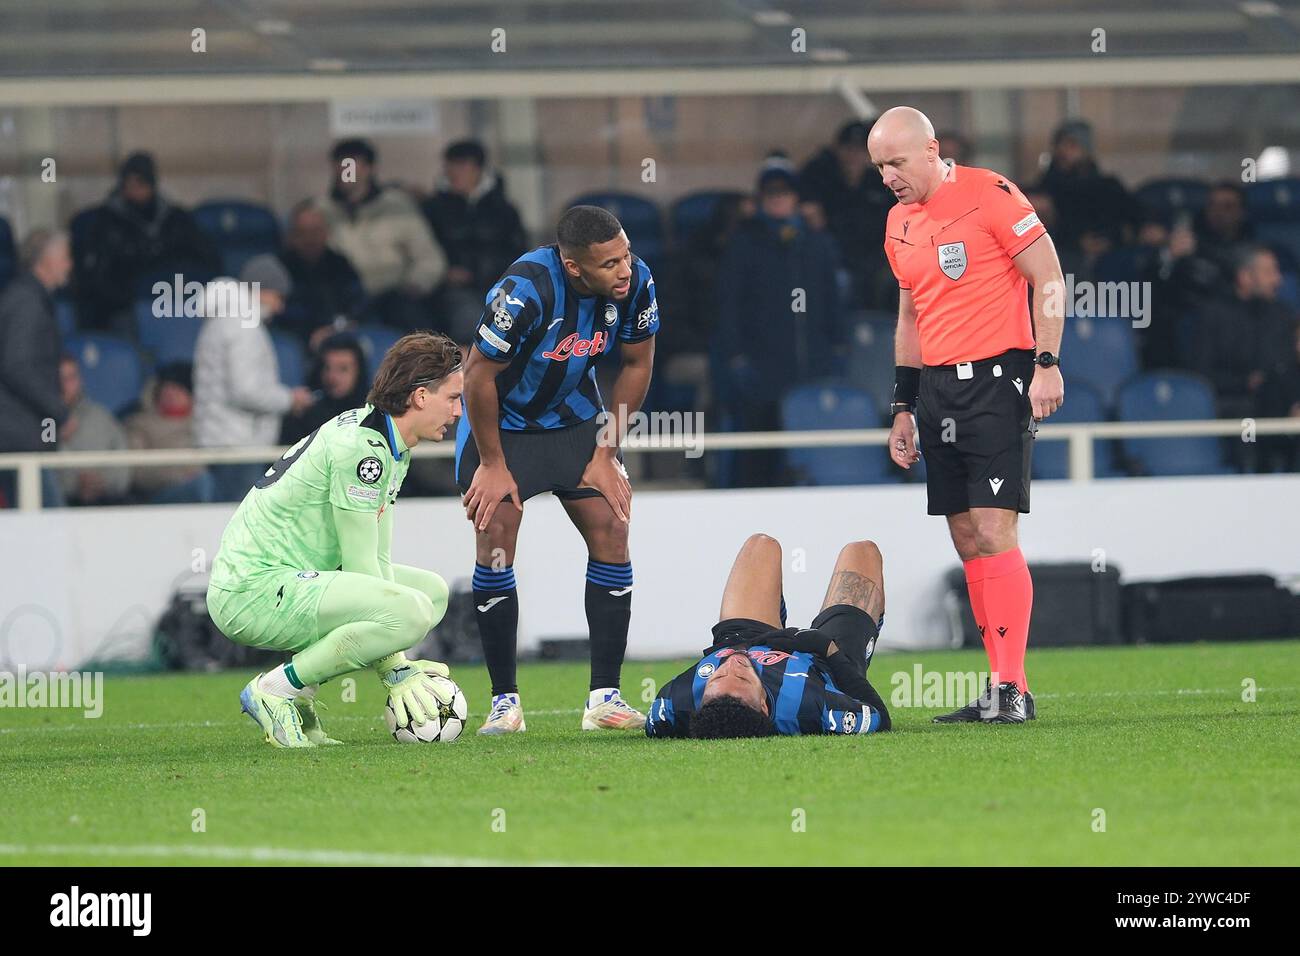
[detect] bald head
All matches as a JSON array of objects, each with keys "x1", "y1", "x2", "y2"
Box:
[{"x1": 868, "y1": 106, "x2": 945, "y2": 205}]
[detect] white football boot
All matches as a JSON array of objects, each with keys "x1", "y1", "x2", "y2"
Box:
[
  {"x1": 477, "y1": 692, "x2": 526, "y2": 735},
  {"x1": 581, "y1": 688, "x2": 646, "y2": 731}
]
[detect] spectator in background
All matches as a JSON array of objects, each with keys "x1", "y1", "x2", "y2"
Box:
[
  {"x1": 280, "y1": 334, "x2": 369, "y2": 445},
  {"x1": 1139, "y1": 212, "x2": 1223, "y2": 370},
  {"x1": 936, "y1": 130, "x2": 973, "y2": 166},
  {"x1": 1257, "y1": 323, "x2": 1300, "y2": 472},
  {"x1": 1022, "y1": 188, "x2": 1086, "y2": 281},
  {"x1": 714, "y1": 156, "x2": 843, "y2": 487},
  {"x1": 194, "y1": 255, "x2": 313, "y2": 502},
  {"x1": 57, "y1": 353, "x2": 131, "y2": 505},
  {"x1": 674, "y1": 192, "x2": 754, "y2": 363},
  {"x1": 423, "y1": 139, "x2": 529, "y2": 343},
  {"x1": 125, "y1": 362, "x2": 214, "y2": 504},
  {"x1": 317, "y1": 139, "x2": 445, "y2": 331},
  {"x1": 0, "y1": 228, "x2": 71, "y2": 508},
  {"x1": 277, "y1": 200, "x2": 365, "y2": 350},
  {"x1": 798, "y1": 120, "x2": 894, "y2": 310},
  {"x1": 75, "y1": 151, "x2": 219, "y2": 336},
  {"x1": 1036, "y1": 120, "x2": 1134, "y2": 255},
  {"x1": 1192, "y1": 244, "x2": 1298, "y2": 422},
  {"x1": 1195, "y1": 182, "x2": 1254, "y2": 275}
]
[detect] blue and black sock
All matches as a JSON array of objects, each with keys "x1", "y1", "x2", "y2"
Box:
[
  {"x1": 473, "y1": 562, "x2": 519, "y2": 696},
  {"x1": 585, "y1": 559, "x2": 633, "y2": 691}
]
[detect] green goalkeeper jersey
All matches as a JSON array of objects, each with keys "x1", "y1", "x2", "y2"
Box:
[{"x1": 210, "y1": 405, "x2": 410, "y2": 590}]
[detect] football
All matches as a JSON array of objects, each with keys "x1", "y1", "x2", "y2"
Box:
[{"x1": 384, "y1": 675, "x2": 469, "y2": 743}]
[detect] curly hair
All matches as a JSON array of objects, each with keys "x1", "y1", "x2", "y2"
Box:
[{"x1": 689, "y1": 695, "x2": 775, "y2": 739}]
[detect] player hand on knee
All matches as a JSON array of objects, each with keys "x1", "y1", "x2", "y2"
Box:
[
  {"x1": 579, "y1": 453, "x2": 632, "y2": 521},
  {"x1": 463, "y1": 462, "x2": 523, "y2": 532},
  {"x1": 889, "y1": 412, "x2": 921, "y2": 469}
]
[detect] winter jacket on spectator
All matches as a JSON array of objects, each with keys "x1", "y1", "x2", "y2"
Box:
[
  {"x1": 422, "y1": 170, "x2": 529, "y2": 293},
  {"x1": 193, "y1": 294, "x2": 293, "y2": 448},
  {"x1": 316, "y1": 184, "x2": 445, "y2": 297},
  {"x1": 0, "y1": 272, "x2": 66, "y2": 453},
  {"x1": 58, "y1": 393, "x2": 130, "y2": 502}
]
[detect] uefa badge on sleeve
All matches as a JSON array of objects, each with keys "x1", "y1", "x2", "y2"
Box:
[
  {"x1": 357, "y1": 457, "x2": 384, "y2": 484},
  {"x1": 493, "y1": 308, "x2": 513, "y2": 331}
]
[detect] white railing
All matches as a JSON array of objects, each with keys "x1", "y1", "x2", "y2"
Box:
[{"x1": 2, "y1": 417, "x2": 1299, "y2": 512}]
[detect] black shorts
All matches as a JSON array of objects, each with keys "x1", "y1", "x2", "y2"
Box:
[
  {"x1": 711, "y1": 605, "x2": 881, "y2": 676},
  {"x1": 917, "y1": 348, "x2": 1037, "y2": 516},
  {"x1": 454, "y1": 416, "x2": 619, "y2": 503}
]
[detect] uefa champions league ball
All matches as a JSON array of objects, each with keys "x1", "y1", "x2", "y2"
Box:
[{"x1": 384, "y1": 675, "x2": 469, "y2": 743}]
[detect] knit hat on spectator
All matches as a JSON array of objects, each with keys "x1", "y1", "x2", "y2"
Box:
[
  {"x1": 240, "y1": 254, "x2": 293, "y2": 297},
  {"x1": 118, "y1": 151, "x2": 158, "y2": 186},
  {"x1": 1052, "y1": 120, "x2": 1094, "y2": 155},
  {"x1": 757, "y1": 155, "x2": 799, "y2": 195}
]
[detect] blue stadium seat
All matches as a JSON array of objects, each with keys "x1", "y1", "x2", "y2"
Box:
[
  {"x1": 134, "y1": 297, "x2": 203, "y2": 365},
  {"x1": 352, "y1": 323, "x2": 403, "y2": 377},
  {"x1": 1278, "y1": 271, "x2": 1299, "y2": 309},
  {"x1": 669, "y1": 190, "x2": 746, "y2": 245},
  {"x1": 1245, "y1": 178, "x2": 1300, "y2": 221},
  {"x1": 1116, "y1": 371, "x2": 1230, "y2": 476},
  {"x1": 271, "y1": 331, "x2": 306, "y2": 387},
  {"x1": 65, "y1": 333, "x2": 143, "y2": 415},
  {"x1": 0, "y1": 215, "x2": 14, "y2": 290},
  {"x1": 568, "y1": 192, "x2": 665, "y2": 275},
  {"x1": 781, "y1": 384, "x2": 893, "y2": 485},
  {"x1": 1256, "y1": 222, "x2": 1300, "y2": 270},
  {"x1": 1135, "y1": 179, "x2": 1209, "y2": 220},
  {"x1": 1060, "y1": 316, "x2": 1138, "y2": 409},
  {"x1": 841, "y1": 312, "x2": 896, "y2": 424},
  {"x1": 52, "y1": 294, "x2": 79, "y2": 338},
  {"x1": 1032, "y1": 379, "x2": 1121, "y2": 480},
  {"x1": 193, "y1": 200, "x2": 281, "y2": 276}
]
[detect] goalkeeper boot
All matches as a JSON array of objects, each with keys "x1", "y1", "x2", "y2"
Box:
[
  {"x1": 982, "y1": 681, "x2": 1029, "y2": 724},
  {"x1": 294, "y1": 694, "x2": 343, "y2": 745},
  {"x1": 239, "y1": 675, "x2": 313, "y2": 748},
  {"x1": 581, "y1": 688, "x2": 646, "y2": 731},
  {"x1": 477, "y1": 693, "x2": 526, "y2": 735},
  {"x1": 932, "y1": 678, "x2": 993, "y2": 723}
]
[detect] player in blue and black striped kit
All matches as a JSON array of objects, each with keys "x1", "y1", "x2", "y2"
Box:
[
  {"x1": 646, "y1": 534, "x2": 891, "y2": 739},
  {"x1": 458, "y1": 205, "x2": 659, "y2": 734}
]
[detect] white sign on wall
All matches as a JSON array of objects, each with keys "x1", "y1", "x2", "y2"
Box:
[{"x1": 329, "y1": 99, "x2": 440, "y2": 136}]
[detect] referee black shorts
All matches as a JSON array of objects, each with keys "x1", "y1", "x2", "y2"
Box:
[
  {"x1": 917, "y1": 347, "x2": 1037, "y2": 516},
  {"x1": 455, "y1": 416, "x2": 620, "y2": 504}
]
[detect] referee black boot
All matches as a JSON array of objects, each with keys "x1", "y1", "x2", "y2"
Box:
[
  {"x1": 982, "y1": 681, "x2": 1028, "y2": 724},
  {"x1": 932, "y1": 678, "x2": 993, "y2": 723},
  {"x1": 1024, "y1": 690, "x2": 1037, "y2": 720}
]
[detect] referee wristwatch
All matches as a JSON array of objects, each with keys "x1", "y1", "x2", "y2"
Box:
[{"x1": 1035, "y1": 351, "x2": 1061, "y2": 369}]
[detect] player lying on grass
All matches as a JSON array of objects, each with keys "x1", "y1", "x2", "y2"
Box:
[
  {"x1": 646, "y1": 534, "x2": 890, "y2": 738},
  {"x1": 207, "y1": 332, "x2": 464, "y2": 748}
]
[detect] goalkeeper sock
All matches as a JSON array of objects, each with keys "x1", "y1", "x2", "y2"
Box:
[
  {"x1": 980, "y1": 547, "x2": 1033, "y2": 693},
  {"x1": 963, "y1": 557, "x2": 997, "y2": 680},
  {"x1": 259, "y1": 664, "x2": 303, "y2": 698},
  {"x1": 585, "y1": 559, "x2": 632, "y2": 691},
  {"x1": 473, "y1": 563, "x2": 519, "y2": 696}
]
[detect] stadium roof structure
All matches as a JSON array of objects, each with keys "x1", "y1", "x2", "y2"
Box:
[{"x1": 0, "y1": 0, "x2": 1298, "y2": 103}]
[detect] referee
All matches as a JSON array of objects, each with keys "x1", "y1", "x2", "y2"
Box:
[{"x1": 869, "y1": 106, "x2": 1066, "y2": 724}]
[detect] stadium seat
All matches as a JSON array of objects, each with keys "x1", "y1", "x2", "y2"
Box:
[
  {"x1": 1060, "y1": 315, "x2": 1138, "y2": 409},
  {"x1": 0, "y1": 215, "x2": 14, "y2": 290},
  {"x1": 64, "y1": 333, "x2": 144, "y2": 415},
  {"x1": 193, "y1": 200, "x2": 281, "y2": 276},
  {"x1": 781, "y1": 384, "x2": 893, "y2": 486},
  {"x1": 352, "y1": 323, "x2": 402, "y2": 376},
  {"x1": 1245, "y1": 177, "x2": 1300, "y2": 221},
  {"x1": 1134, "y1": 179, "x2": 1209, "y2": 220},
  {"x1": 52, "y1": 294, "x2": 79, "y2": 337},
  {"x1": 1278, "y1": 270, "x2": 1299, "y2": 309},
  {"x1": 271, "y1": 331, "x2": 307, "y2": 387},
  {"x1": 841, "y1": 312, "x2": 896, "y2": 424},
  {"x1": 669, "y1": 190, "x2": 746, "y2": 246},
  {"x1": 1031, "y1": 379, "x2": 1121, "y2": 480},
  {"x1": 568, "y1": 192, "x2": 665, "y2": 275},
  {"x1": 1116, "y1": 370, "x2": 1230, "y2": 476},
  {"x1": 134, "y1": 297, "x2": 203, "y2": 365}
]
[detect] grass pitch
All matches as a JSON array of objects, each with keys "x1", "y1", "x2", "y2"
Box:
[{"x1": 1, "y1": 640, "x2": 1296, "y2": 866}]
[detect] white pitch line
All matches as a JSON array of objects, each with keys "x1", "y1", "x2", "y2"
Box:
[
  {"x1": 0, "y1": 842, "x2": 586, "y2": 867},
  {"x1": 0, "y1": 687, "x2": 1294, "y2": 735}
]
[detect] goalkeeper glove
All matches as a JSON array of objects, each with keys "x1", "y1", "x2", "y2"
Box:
[{"x1": 378, "y1": 658, "x2": 453, "y2": 726}]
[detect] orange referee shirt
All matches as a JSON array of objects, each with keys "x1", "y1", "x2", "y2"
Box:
[{"x1": 884, "y1": 162, "x2": 1046, "y2": 366}]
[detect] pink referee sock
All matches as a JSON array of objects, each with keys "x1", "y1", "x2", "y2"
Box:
[
  {"x1": 963, "y1": 557, "x2": 998, "y2": 679},
  {"x1": 980, "y1": 547, "x2": 1033, "y2": 693}
]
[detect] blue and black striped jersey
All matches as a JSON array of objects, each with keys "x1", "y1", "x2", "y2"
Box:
[
  {"x1": 645, "y1": 641, "x2": 884, "y2": 738},
  {"x1": 470, "y1": 244, "x2": 659, "y2": 432}
]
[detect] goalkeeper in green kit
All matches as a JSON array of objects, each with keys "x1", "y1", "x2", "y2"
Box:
[{"x1": 207, "y1": 332, "x2": 464, "y2": 748}]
